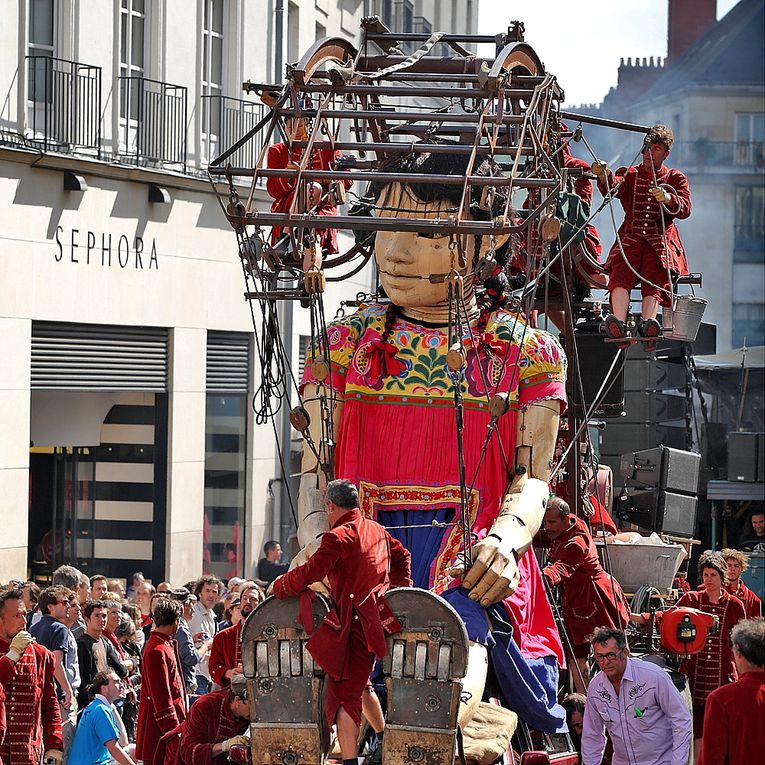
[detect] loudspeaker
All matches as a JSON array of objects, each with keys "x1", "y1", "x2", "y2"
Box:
[
  {"x1": 618, "y1": 488, "x2": 698, "y2": 538},
  {"x1": 600, "y1": 422, "x2": 687, "y2": 455},
  {"x1": 624, "y1": 358, "x2": 687, "y2": 392},
  {"x1": 728, "y1": 432, "x2": 763, "y2": 482},
  {"x1": 568, "y1": 330, "x2": 624, "y2": 417},
  {"x1": 621, "y1": 392, "x2": 687, "y2": 424},
  {"x1": 759, "y1": 434, "x2": 765, "y2": 482},
  {"x1": 654, "y1": 321, "x2": 717, "y2": 360},
  {"x1": 620, "y1": 446, "x2": 701, "y2": 494}
]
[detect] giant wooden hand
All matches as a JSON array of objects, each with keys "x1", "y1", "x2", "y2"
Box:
[{"x1": 462, "y1": 400, "x2": 560, "y2": 606}]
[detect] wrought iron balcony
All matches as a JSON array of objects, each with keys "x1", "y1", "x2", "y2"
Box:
[
  {"x1": 201, "y1": 94, "x2": 267, "y2": 170},
  {"x1": 25, "y1": 55, "x2": 102, "y2": 156},
  {"x1": 118, "y1": 76, "x2": 188, "y2": 171},
  {"x1": 674, "y1": 139, "x2": 765, "y2": 171}
]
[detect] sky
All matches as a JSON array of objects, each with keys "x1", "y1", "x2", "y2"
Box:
[{"x1": 477, "y1": 0, "x2": 741, "y2": 106}]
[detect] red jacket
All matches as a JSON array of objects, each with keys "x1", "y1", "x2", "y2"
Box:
[
  {"x1": 539, "y1": 516, "x2": 629, "y2": 646},
  {"x1": 0, "y1": 639, "x2": 63, "y2": 765},
  {"x1": 135, "y1": 631, "x2": 187, "y2": 765},
  {"x1": 208, "y1": 622, "x2": 242, "y2": 688},
  {"x1": 725, "y1": 579, "x2": 763, "y2": 619},
  {"x1": 159, "y1": 689, "x2": 248, "y2": 765},
  {"x1": 266, "y1": 142, "x2": 351, "y2": 254},
  {"x1": 274, "y1": 507, "x2": 411, "y2": 680},
  {"x1": 699, "y1": 670, "x2": 765, "y2": 765},
  {"x1": 597, "y1": 162, "x2": 691, "y2": 275}
]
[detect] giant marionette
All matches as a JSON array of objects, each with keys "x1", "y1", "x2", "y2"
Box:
[{"x1": 293, "y1": 148, "x2": 569, "y2": 735}]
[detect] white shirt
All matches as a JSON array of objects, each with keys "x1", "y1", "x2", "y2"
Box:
[{"x1": 188, "y1": 601, "x2": 216, "y2": 680}]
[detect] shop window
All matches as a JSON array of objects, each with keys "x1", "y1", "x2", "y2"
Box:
[{"x1": 203, "y1": 395, "x2": 247, "y2": 579}]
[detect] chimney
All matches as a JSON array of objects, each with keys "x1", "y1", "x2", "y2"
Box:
[{"x1": 668, "y1": 0, "x2": 716, "y2": 64}]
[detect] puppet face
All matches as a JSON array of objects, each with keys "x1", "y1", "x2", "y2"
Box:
[{"x1": 375, "y1": 183, "x2": 486, "y2": 309}]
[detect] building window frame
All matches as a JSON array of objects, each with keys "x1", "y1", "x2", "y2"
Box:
[
  {"x1": 119, "y1": 0, "x2": 149, "y2": 152},
  {"x1": 732, "y1": 302, "x2": 765, "y2": 348},
  {"x1": 201, "y1": 0, "x2": 225, "y2": 163},
  {"x1": 734, "y1": 112, "x2": 765, "y2": 167},
  {"x1": 734, "y1": 184, "x2": 765, "y2": 261}
]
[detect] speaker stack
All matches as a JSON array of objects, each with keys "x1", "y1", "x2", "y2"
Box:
[{"x1": 616, "y1": 446, "x2": 701, "y2": 537}]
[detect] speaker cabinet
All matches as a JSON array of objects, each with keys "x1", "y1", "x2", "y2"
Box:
[
  {"x1": 619, "y1": 489, "x2": 698, "y2": 538},
  {"x1": 621, "y1": 392, "x2": 687, "y2": 424},
  {"x1": 620, "y1": 446, "x2": 701, "y2": 494},
  {"x1": 568, "y1": 331, "x2": 625, "y2": 417},
  {"x1": 728, "y1": 432, "x2": 763, "y2": 482}
]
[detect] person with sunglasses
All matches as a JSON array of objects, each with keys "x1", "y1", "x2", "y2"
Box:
[{"x1": 581, "y1": 627, "x2": 692, "y2": 765}]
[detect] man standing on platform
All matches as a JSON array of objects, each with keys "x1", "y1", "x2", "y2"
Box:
[
  {"x1": 593, "y1": 124, "x2": 691, "y2": 350},
  {"x1": 135, "y1": 598, "x2": 186, "y2": 765},
  {"x1": 273, "y1": 479, "x2": 411, "y2": 765},
  {"x1": 0, "y1": 588, "x2": 63, "y2": 765},
  {"x1": 257, "y1": 541, "x2": 289, "y2": 585},
  {"x1": 537, "y1": 497, "x2": 630, "y2": 693}
]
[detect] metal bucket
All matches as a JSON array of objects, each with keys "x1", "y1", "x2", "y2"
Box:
[
  {"x1": 595, "y1": 541, "x2": 686, "y2": 594},
  {"x1": 664, "y1": 295, "x2": 708, "y2": 342}
]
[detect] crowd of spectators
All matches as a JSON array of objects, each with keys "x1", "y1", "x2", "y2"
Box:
[{"x1": 0, "y1": 563, "x2": 269, "y2": 764}]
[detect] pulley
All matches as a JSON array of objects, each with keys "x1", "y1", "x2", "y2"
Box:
[
  {"x1": 289, "y1": 406, "x2": 311, "y2": 433},
  {"x1": 304, "y1": 268, "x2": 326, "y2": 294},
  {"x1": 446, "y1": 342, "x2": 466, "y2": 372},
  {"x1": 539, "y1": 215, "x2": 562, "y2": 242},
  {"x1": 311, "y1": 356, "x2": 330, "y2": 382},
  {"x1": 488, "y1": 392, "x2": 510, "y2": 418}
]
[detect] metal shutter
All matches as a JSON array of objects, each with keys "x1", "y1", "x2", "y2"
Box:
[
  {"x1": 31, "y1": 322, "x2": 168, "y2": 390},
  {"x1": 206, "y1": 331, "x2": 251, "y2": 393}
]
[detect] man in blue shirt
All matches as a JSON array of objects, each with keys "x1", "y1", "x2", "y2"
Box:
[{"x1": 69, "y1": 670, "x2": 136, "y2": 765}]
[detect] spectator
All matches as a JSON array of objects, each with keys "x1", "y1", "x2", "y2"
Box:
[
  {"x1": 91, "y1": 574, "x2": 109, "y2": 600},
  {"x1": 107, "y1": 579, "x2": 127, "y2": 600},
  {"x1": 0, "y1": 588, "x2": 63, "y2": 764},
  {"x1": 740, "y1": 510, "x2": 765, "y2": 554},
  {"x1": 189, "y1": 575, "x2": 221, "y2": 695},
  {"x1": 581, "y1": 627, "x2": 691, "y2": 765},
  {"x1": 209, "y1": 582, "x2": 262, "y2": 688},
  {"x1": 133, "y1": 581, "x2": 156, "y2": 634},
  {"x1": 699, "y1": 617, "x2": 765, "y2": 764},
  {"x1": 537, "y1": 496, "x2": 630, "y2": 693},
  {"x1": 561, "y1": 692, "x2": 585, "y2": 753},
  {"x1": 722, "y1": 548, "x2": 762, "y2": 618},
  {"x1": 257, "y1": 540, "x2": 289, "y2": 585},
  {"x1": 52, "y1": 564, "x2": 82, "y2": 592},
  {"x1": 218, "y1": 593, "x2": 242, "y2": 631},
  {"x1": 169, "y1": 589, "x2": 205, "y2": 697},
  {"x1": 20, "y1": 582, "x2": 41, "y2": 629},
  {"x1": 114, "y1": 617, "x2": 141, "y2": 742},
  {"x1": 61, "y1": 590, "x2": 84, "y2": 697},
  {"x1": 632, "y1": 551, "x2": 746, "y2": 749},
  {"x1": 126, "y1": 573, "x2": 145, "y2": 601},
  {"x1": 227, "y1": 577, "x2": 245, "y2": 594},
  {"x1": 68, "y1": 670, "x2": 137, "y2": 765},
  {"x1": 157, "y1": 581, "x2": 173, "y2": 594},
  {"x1": 135, "y1": 598, "x2": 186, "y2": 765},
  {"x1": 76, "y1": 600, "x2": 129, "y2": 710},
  {"x1": 159, "y1": 680, "x2": 250, "y2": 764},
  {"x1": 29, "y1": 586, "x2": 78, "y2": 756},
  {"x1": 77, "y1": 574, "x2": 92, "y2": 606},
  {"x1": 122, "y1": 602, "x2": 145, "y2": 651}
]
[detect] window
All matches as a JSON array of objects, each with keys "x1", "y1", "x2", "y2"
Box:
[
  {"x1": 315, "y1": 21, "x2": 326, "y2": 42},
  {"x1": 201, "y1": 0, "x2": 225, "y2": 159},
  {"x1": 119, "y1": 0, "x2": 147, "y2": 122},
  {"x1": 734, "y1": 113, "x2": 765, "y2": 167},
  {"x1": 734, "y1": 186, "x2": 765, "y2": 261},
  {"x1": 732, "y1": 303, "x2": 765, "y2": 347},
  {"x1": 28, "y1": 0, "x2": 56, "y2": 102}
]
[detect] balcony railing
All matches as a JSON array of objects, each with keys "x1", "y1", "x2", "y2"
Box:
[
  {"x1": 674, "y1": 140, "x2": 765, "y2": 170},
  {"x1": 119, "y1": 76, "x2": 187, "y2": 171},
  {"x1": 201, "y1": 94, "x2": 267, "y2": 171},
  {"x1": 26, "y1": 55, "x2": 102, "y2": 156}
]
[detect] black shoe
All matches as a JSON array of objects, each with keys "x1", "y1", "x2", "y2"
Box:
[
  {"x1": 367, "y1": 745, "x2": 383, "y2": 765},
  {"x1": 603, "y1": 314, "x2": 628, "y2": 340}
]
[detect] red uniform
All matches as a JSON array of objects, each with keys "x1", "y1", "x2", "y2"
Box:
[
  {"x1": 274, "y1": 507, "x2": 411, "y2": 727},
  {"x1": 266, "y1": 143, "x2": 351, "y2": 254},
  {"x1": 0, "y1": 640, "x2": 63, "y2": 765},
  {"x1": 539, "y1": 516, "x2": 629, "y2": 656},
  {"x1": 159, "y1": 689, "x2": 248, "y2": 765},
  {"x1": 135, "y1": 631, "x2": 187, "y2": 765},
  {"x1": 657, "y1": 589, "x2": 746, "y2": 737},
  {"x1": 597, "y1": 162, "x2": 691, "y2": 305},
  {"x1": 208, "y1": 622, "x2": 242, "y2": 688},
  {"x1": 725, "y1": 579, "x2": 762, "y2": 619},
  {"x1": 698, "y1": 670, "x2": 765, "y2": 765}
]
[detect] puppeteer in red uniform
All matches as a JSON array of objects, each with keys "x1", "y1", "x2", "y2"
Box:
[
  {"x1": 593, "y1": 124, "x2": 691, "y2": 347},
  {"x1": 208, "y1": 621, "x2": 242, "y2": 688},
  {"x1": 273, "y1": 480, "x2": 411, "y2": 734},
  {"x1": 159, "y1": 688, "x2": 249, "y2": 765},
  {"x1": 135, "y1": 630, "x2": 187, "y2": 765}
]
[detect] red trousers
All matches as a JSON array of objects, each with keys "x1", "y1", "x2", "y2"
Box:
[{"x1": 607, "y1": 237, "x2": 671, "y2": 305}]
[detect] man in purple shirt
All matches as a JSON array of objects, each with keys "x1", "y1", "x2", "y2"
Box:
[{"x1": 582, "y1": 627, "x2": 691, "y2": 765}]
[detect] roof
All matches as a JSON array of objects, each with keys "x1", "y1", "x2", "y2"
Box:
[
  {"x1": 638, "y1": 0, "x2": 764, "y2": 102},
  {"x1": 694, "y1": 345, "x2": 765, "y2": 370}
]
